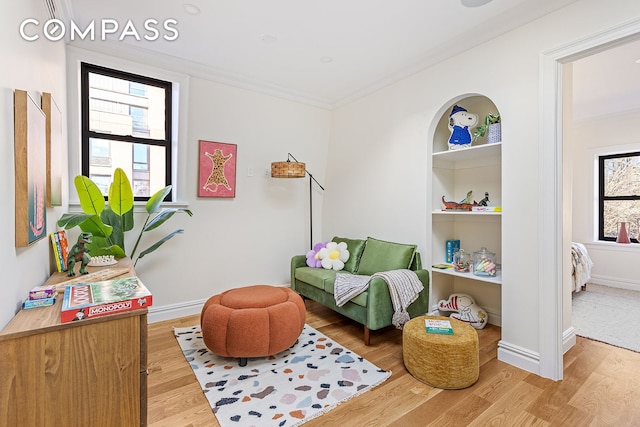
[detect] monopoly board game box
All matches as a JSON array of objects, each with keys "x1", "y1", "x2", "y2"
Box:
[{"x1": 61, "y1": 277, "x2": 152, "y2": 323}]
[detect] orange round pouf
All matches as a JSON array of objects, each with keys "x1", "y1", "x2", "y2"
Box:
[{"x1": 200, "y1": 285, "x2": 306, "y2": 361}]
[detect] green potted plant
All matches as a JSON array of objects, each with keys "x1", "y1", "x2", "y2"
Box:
[
  {"x1": 57, "y1": 168, "x2": 193, "y2": 266},
  {"x1": 473, "y1": 112, "x2": 501, "y2": 144}
]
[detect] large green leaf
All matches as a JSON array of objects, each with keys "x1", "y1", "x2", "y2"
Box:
[
  {"x1": 101, "y1": 208, "x2": 124, "y2": 251},
  {"x1": 78, "y1": 215, "x2": 112, "y2": 238},
  {"x1": 108, "y1": 168, "x2": 134, "y2": 216},
  {"x1": 121, "y1": 208, "x2": 134, "y2": 232},
  {"x1": 144, "y1": 208, "x2": 193, "y2": 231},
  {"x1": 135, "y1": 229, "x2": 184, "y2": 263},
  {"x1": 57, "y1": 213, "x2": 94, "y2": 229},
  {"x1": 146, "y1": 185, "x2": 172, "y2": 215},
  {"x1": 74, "y1": 175, "x2": 105, "y2": 215}
]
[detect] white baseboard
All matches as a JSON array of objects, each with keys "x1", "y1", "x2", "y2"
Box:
[
  {"x1": 497, "y1": 340, "x2": 540, "y2": 375},
  {"x1": 563, "y1": 326, "x2": 577, "y2": 354},
  {"x1": 148, "y1": 298, "x2": 207, "y2": 323},
  {"x1": 589, "y1": 275, "x2": 640, "y2": 292}
]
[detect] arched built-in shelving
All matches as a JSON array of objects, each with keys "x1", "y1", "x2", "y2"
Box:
[{"x1": 430, "y1": 95, "x2": 503, "y2": 326}]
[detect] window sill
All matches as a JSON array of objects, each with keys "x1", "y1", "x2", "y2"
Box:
[
  {"x1": 584, "y1": 241, "x2": 640, "y2": 252},
  {"x1": 67, "y1": 201, "x2": 189, "y2": 213}
]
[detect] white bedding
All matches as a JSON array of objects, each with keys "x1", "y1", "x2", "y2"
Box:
[{"x1": 571, "y1": 242, "x2": 593, "y2": 292}]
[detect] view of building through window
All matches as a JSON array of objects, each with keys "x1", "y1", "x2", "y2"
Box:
[
  {"x1": 599, "y1": 152, "x2": 640, "y2": 242},
  {"x1": 82, "y1": 63, "x2": 171, "y2": 199}
]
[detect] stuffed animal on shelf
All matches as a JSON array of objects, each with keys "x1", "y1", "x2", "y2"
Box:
[
  {"x1": 448, "y1": 104, "x2": 478, "y2": 150},
  {"x1": 438, "y1": 293, "x2": 488, "y2": 329}
]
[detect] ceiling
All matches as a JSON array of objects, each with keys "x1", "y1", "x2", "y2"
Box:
[{"x1": 63, "y1": 0, "x2": 581, "y2": 108}]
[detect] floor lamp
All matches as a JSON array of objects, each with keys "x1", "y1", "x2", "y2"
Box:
[{"x1": 271, "y1": 153, "x2": 325, "y2": 250}]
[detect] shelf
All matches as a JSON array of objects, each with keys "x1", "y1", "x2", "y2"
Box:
[
  {"x1": 433, "y1": 210, "x2": 501, "y2": 216},
  {"x1": 431, "y1": 265, "x2": 502, "y2": 285},
  {"x1": 433, "y1": 142, "x2": 501, "y2": 163}
]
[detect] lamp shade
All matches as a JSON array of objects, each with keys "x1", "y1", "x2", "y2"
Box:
[{"x1": 271, "y1": 161, "x2": 305, "y2": 178}]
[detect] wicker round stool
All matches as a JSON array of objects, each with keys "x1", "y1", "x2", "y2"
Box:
[
  {"x1": 200, "y1": 285, "x2": 306, "y2": 366},
  {"x1": 403, "y1": 315, "x2": 479, "y2": 389}
]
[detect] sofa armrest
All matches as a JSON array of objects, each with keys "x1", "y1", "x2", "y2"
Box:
[{"x1": 290, "y1": 255, "x2": 307, "y2": 291}]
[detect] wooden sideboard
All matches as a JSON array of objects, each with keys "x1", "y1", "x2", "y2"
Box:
[{"x1": 0, "y1": 258, "x2": 147, "y2": 426}]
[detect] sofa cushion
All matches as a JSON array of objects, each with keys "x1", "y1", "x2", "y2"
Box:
[
  {"x1": 356, "y1": 237, "x2": 416, "y2": 276},
  {"x1": 295, "y1": 267, "x2": 337, "y2": 290},
  {"x1": 331, "y1": 236, "x2": 366, "y2": 273},
  {"x1": 324, "y1": 275, "x2": 369, "y2": 307}
]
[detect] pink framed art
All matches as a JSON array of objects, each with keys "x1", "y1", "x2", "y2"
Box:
[{"x1": 198, "y1": 140, "x2": 237, "y2": 198}]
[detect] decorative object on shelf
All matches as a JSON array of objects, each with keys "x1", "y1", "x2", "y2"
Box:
[
  {"x1": 616, "y1": 221, "x2": 631, "y2": 244},
  {"x1": 437, "y1": 293, "x2": 488, "y2": 329},
  {"x1": 478, "y1": 192, "x2": 490, "y2": 206},
  {"x1": 198, "y1": 140, "x2": 237, "y2": 198},
  {"x1": 459, "y1": 190, "x2": 473, "y2": 204},
  {"x1": 448, "y1": 104, "x2": 478, "y2": 150},
  {"x1": 306, "y1": 242, "x2": 327, "y2": 268},
  {"x1": 472, "y1": 247, "x2": 497, "y2": 276},
  {"x1": 453, "y1": 249, "x2": 471, "y2": 272},
  {"x1": 271, "y1": 153, "x2": 325, "y2": 250},
  {"x1": 88, "y1": 255, "x2": 117, "y2": 267},
  {"x1": 57, "y1": 168, "x2": 193, "y2": 266},
  {"x1": 446, "y1": 239, "x2": 460, "y2": 263},
  {"x1": 441, "y1": 195, "x2": 478, "y2": 211},
  {"x1": 66, "y1": 232, "x2": 93, "y2": 276},
  {"x1": 473, "y1": 112, "x2": 501, "y2": 144}
]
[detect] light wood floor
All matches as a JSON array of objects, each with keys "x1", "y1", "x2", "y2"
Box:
[{"x1": 147, "y1": 301, "x2": 640, "y2": 426}]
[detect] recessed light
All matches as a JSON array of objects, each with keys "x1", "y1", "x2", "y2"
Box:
[
  {"x1": 183, "y1": 4, "x2": 201, "y2": 15},
  {"x1": 259, "y1": 33, "x2": 277, "y2": 43},
  {"x1": 461, "y1": 0, "x2": 493, "y2": 7},
  {"x1": 320, "y1": 56, "x2": 333, "y2": 64}
]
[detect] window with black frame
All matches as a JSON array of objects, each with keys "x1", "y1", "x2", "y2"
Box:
[
  {"x1": 598, "y1": 151, "x2": 640, "y2": 242},
  {"x1": 80, "y1": 62, "x2": 172, "y2": 201}
]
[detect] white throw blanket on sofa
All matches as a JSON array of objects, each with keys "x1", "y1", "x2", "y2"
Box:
[{"x1": 334, "y1": 269, "x2": 424, "y2": 328}]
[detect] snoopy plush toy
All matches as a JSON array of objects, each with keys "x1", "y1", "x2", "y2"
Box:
[{"x1": 448, "y1": 104, "x2": 478, "y2": 150}]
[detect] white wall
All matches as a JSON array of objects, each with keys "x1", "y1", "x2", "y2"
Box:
[
  {"x1": 0, "y1": 1, "x2": 68, "y2": 328},
  {"x1": 324, "y1": 0, "x2": 640, "y2": 377},
  {"x1": 63, "y1": 44, "x2": 331, "y2": 322},
  {"x1": 571, "y1": 110, "x2": 640, "y2": 292}
]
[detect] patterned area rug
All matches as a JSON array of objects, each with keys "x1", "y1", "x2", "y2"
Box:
[
  {"x1": 573, "y1": 284, "x2": 640, "y2": 353},
  {"x1": 174, "y1": 324, "x2": 391, "y2": 427}
]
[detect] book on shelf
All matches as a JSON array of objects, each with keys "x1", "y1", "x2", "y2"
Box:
[
  {"x1": 60, "y1": 276, "x2": 153, "y2": 323},
  {"x1": 425, "y1": 319, "x2": 454, "y2": 335},
  {"x1": 471, "y1": 206, "x2": 501, "y2": 212},
  {"x1": 57, "y1": 230, "x2": 69, "y2": 270},
  {"x1": 50, "y1": 233, "x2": 63, "y2": 272},
  {"x1": 50, "y1": 230, "x2": 70, "y2": 272}
]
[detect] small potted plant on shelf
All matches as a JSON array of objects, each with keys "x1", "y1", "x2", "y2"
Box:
[{"x1": 473, "y1": 112, "x2": 501, "y2": 144}]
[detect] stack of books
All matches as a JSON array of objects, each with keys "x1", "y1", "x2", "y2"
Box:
[
  {"x1": 22, "y1": 285, "x2": 57, "y2": 309},
  {"x1": 50, "y1": 230, "x2": 70, "y2": 273}
]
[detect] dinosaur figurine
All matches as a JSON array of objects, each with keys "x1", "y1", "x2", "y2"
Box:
[
  {"x1": 441, "y1": 195, "x2": 478, "y2": 211},
  {"x1": 66, "y1": 232, "x2": 93, "y2": 276}
]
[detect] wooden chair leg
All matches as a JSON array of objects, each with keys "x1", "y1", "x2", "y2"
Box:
[{"x1": 364, "y1": 326, "x2": 371, "y2": 346}]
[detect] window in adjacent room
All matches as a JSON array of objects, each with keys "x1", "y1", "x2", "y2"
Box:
[
  {"x1": 81, "y1": 62, "x2": 172, "y2": 201},
  {"x1": 598, "y1": 151, "x2": 640, "y2": 242}
]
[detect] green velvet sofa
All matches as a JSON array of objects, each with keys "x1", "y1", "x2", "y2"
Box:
[{"x1": 290, "y1": 236, "x2": 430, "y2": 345}]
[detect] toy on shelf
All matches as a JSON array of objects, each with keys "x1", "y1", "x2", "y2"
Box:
[
  {"x1": 441, "y1": 195, "x2": 478, "y2": 211},
  {"x1": 66, "y1": 232, "x2": 93, "y2": 277},
  {"x1": 452, "y1": 249, "x2": 471, "y2": 272},
  {"x1": 448, "y1": 105, "x2": 478, "y2": 150},
  {"x1": 438, "y1": 293, "x2": 488, "y2": 329}
]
